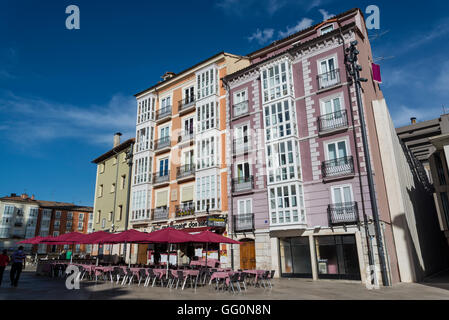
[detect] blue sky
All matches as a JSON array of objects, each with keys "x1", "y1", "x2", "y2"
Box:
[{"x1": 1, "y1": 0, "x2": 448, "y2": 206}]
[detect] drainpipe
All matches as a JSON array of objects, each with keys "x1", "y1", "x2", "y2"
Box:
[
  {"x1": 336, "y1": 18, "x2": 377, "y2": 286},
  {"x1": 222, "y1": 76, "x2": 235, "y2": 270},
  {"x1": 123, "y1": 142, "x2": 134, "y2": 261}
]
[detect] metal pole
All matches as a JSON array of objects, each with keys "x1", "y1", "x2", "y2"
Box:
[{"x1": 346, "y1": 42, "x2": 390, "y2": 286}]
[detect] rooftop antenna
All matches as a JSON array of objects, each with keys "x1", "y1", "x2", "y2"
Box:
[
  {"x1": 368, "y1": 30, "x2": 390, "y2": 41},
  {"x1": 373, "y1": 56, "x2": 395, "y2": 63}
]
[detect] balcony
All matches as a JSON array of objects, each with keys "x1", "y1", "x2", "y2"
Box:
[
  {"x1": 152, "y1": 171, "x2": 170, "y2": 187},
  {"x1": 233, "y1": 213, "x2": 254, "y2": 232},
  {"x1": 321, "y1": 156, "x2": 354, "y2": 180},
  {"x1": 175, "y1": 203, "x2": 195, "y2": 218},
  {"x1": 152, "y1": 207, "x2": 169, "y2": 221},
  {"x1": 232, "y1": 101, "x2": 249, "y2": 119},
  {"x1": 176, "y1": 164, "x2": 195, "y2": 182},
  {"x1": 328, "y1": 202, "x2": 359, "y2": 225},
  {"x1": 233, "y1": 137, "x2": 251, "y2": 156},
  {"x1": 178, "y1": 130, "x2": 194, "y2": 145},
  {"x1": 156, "y1": 106, "x2": 172, "y2": 123},
  {"x1": 178, "y1": 96, "x2": 196, "y2": 115},
  {"x1": 317, "y1": 69, "x2": 341, "y2": 91},
  {"x1": 232, "y1": 176, "x2": 254, "y2": 193},
  {"x1": 318, "y1": 110, "x2": 348, "y2": 134},
  {"x1": 154, "y1": 136, "x2": 171, "y2": 154}
]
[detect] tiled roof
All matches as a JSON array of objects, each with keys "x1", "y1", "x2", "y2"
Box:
[{"x1": 0, "y1": 196, "x2": 92, "y2": 212}]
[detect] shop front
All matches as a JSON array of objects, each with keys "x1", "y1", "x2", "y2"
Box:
[{"x1": 277, "y1": 233, "x2": 361, "y2": 281}]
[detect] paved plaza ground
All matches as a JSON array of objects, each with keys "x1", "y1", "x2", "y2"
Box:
[{"x1": 2, "y1": 266, "x2": 449, "y2": 300}]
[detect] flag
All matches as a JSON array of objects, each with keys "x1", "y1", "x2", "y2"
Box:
[{"x1": 372, "y1": 63, "x2": 382, "y2": 83}]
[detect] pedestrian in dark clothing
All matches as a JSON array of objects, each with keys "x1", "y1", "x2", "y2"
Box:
[
  {"x1": 0, "y1": 249, "x2": 10, "y2": 286},
  {"x1": 10, "y1": 246, "x2": 25, "y2": 287}
]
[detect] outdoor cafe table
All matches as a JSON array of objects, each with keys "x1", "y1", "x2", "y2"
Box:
[
  {"x1": 153, "y1": 268, "x2": 167, "y2": 280},
  {"x1": 209, "y1": 271, "x2": 237, "y2": 287},
  {"x1": 242, "y1": 269, "x2": 266, "y2": 283}
]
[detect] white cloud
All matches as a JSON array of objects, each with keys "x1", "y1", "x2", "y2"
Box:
[
  {"x1": 319, "y1": 9, "x2": 334, "y2": 21},
  {"x1": 434, "y1": 61, "x2": 449, "y2": 95},
  {"x1": 0, "y1": 92, "x2": 136, "y2": 147},
  {"x1": 248, "y1": 28, "x2": 275, "y2": 44},
  {"x1": 278, "y1": 18, "x2": 313, "y2": 38}
]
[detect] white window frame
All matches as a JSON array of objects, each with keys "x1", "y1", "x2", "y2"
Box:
[
  {"x1": 237, "y1": 198, "x2": 253, "y2": 215},
  {"x1": 261, "y1": 59, "x2": 293, "y2": 103},
  {"x1": 324, "y1": 138, "x2": 350, "y2": 161},
  {"x1": 320, "y1": 92, "x2": 345, "y2": 116},
  {"x1": 331, "y1": 184, "x2": 354, "y2": 204},
  {"x1": 196, "y1": 67, "x2": 218, "y2": 100},
  {"x1": 320, "y1": 24, "x2": 334, "y2": 35},
  {"x1": 268, "y1": 182, "x2": 306, "y2": 225},
  {"x1": 317, "y1": 54, "x2": 338, "y2": 76},
  {"x1": 263, "y1": 98, "x2": 296, "y2": 142}
]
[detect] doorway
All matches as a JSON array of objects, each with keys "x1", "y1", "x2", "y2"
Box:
[
  {"x1": 137, "y1": 244, "x2": 148, "y2": 265},
  {"x1": 239, "y1": 239, "x2": 256, "y2": 270}
]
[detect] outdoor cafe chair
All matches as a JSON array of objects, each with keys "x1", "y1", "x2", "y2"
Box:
[
  {"x1": 144, "y1": 268, "x2": 156, "y2": 287},
  {"x1": 228, "y1": 273, "x2": 241, "y2": 294},
  {"x1": 167, "y1": 270, "x2": 177, "y2": 289},
  {"x1": 138, "y1": 269, "x2": 147, "y2": 286},
  {"x1": 258, "y1": 271, "x2": 270, "y2": 288},
  {"x1": 176, "y1": 270, "x2": 185, "y2": 290},
  {"x1": 237, "y1": 272, "x2": 247, "y2": 291},
  {"x1": 267, "y1": 270, "x2": 275, "y2": 288},
  {"x1": 122, "y1": 268, "x2": 134, "y2": 285},
  {"x1": 113, "y1": 267, "x2": 126, "y2": 284}
]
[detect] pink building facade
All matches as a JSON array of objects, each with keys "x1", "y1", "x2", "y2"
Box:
[{"x1": 225, "y1": 8, "x2": 401, "y2": 284}]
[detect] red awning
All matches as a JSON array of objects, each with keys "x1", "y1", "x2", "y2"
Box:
[
  {"x1": 144, "y1": 227, "x2": 196, "y2": 243},
  {"x1": 190, "y1": 231, "x2": 241, "y2": 244},
  {"x1": 103, "y1": 229, "x2": 151, "y2": 244}
]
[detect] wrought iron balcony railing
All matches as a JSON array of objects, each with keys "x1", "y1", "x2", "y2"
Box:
[
  {"x1": 232, "y1": 175, "x2": 254, "y2": 192},
  {"x1": 152, "y1": 207, "x2": 169, "y2": 221},
  {"x1": 318, "y1": 110, "x2": 348, "y2": 132},
  {"x1": 321, "y1": 156, "x2": 354, "y2": 179},
  {"x1": 175, "y1": 203, "x2": 195, "y2": 218},
  {"x1": 176, "y1": 164, "x2": 195, "y2": 179},
  {"x1": 232, "y1": 101, "x2": 249, "y2": 118},
  {"x1": 317, "y1": 69, "x2": 341, "y2": 90},
  {"x1": 153, "y1": 171, "x2": 170, "y2": 184},
  {"x1": 155, "y1": 136, "x2": 171, "y2": 150},
  {"x1": 156, "y1": 106, "x2": 172, "y2": 121},
  {"x1": 233, "y1": 213, "x2": 254, "y2": 232},
  {"x1": 328, "y1": 202, "x2": 359, "y2": 225},
  {"x1": 178, "y1": 96, "x2": 195, "y2": 112}
]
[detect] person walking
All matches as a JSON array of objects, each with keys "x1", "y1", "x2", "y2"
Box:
[
  {"x1": 0, "y1": 249, "x2": 10, "y2": 286},
  {"x1": 10, "y1": 246, "x2": 25, "y2": 287}
]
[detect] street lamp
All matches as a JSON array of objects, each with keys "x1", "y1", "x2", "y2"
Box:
[{"x1": 344, "y1": 41, "x2": 390, "y2": 287}]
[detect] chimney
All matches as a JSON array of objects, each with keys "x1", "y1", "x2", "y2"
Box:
[
  {"x1": 31, "y1": 195, "x2": 35, "y2": 200},
  {"x1": 113, "y1": 132, "x2": 122, "y2": 147},
  {"x1": 21, "y1": 193, "x2": 28, "y2": 199},
  {"x1": 411, "y1": 117, "x2": 417, "y2": 125},
  {"x1": 161, "y1": 72, "x2": 176, "y2": 81}
]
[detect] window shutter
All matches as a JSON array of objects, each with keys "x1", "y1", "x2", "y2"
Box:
[{"x1": 181, "y1": 185, "x2": 194, "y2": 202}]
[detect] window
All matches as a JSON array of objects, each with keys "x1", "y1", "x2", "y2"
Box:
[
  {"x1": 235, "y1": 124, "x2": 249, "y2": 146},
  {"x1": 0, "y1": 227, "x2": 10, "y2": 238},
  {"x1": 53, "y1": 220, "x2": 60, "y2": 229},
  {"x1": 78, "y1": 221, "x2": 84, "y2": 231},
  {"x1": 238, "y1": 199, "x2": 252, "y2": 214},
  {"x1": 134, "y1": 157, "x2": 148, "y2": 184},
  {"x1": 3, "y1": 206, "x2": 14, "y2": 216},
  {"x1": 101, "y1": 218, "x2": 106, "y2": 229},
  {"x1": 184, "y1": 86, "x2": 195, "y2": 104},
  {"x1": 159, "y1": 158, "x2": 169, "y2": 176},
  {"x1": 326, "y1": 140, "x2": 348, "y2": 161},
  {"x1": 137, "y1": 126, "x2": 152, "y2": 152},
  {"x1": 117, "y1": 205, "x2": 123, "y2": 221},
  {"x1": 197, "y1": 68, "x2": 218, "y2": 100},
  {"x1": 197, "y1": 101, "x2": 218, "y2": 133},
  {"x1": 236, "y1": 162, "x2": 250, "y2": 182},
  {"x1": 262, "y1": 61, "x2": 292, "y2": 103},
  {"x1": 161, "y1": 96, "x2": 171, "y2": 110},
  {"x1": 318, "y1": 56, "x2": 339, "y2": 89},
  {"x1": 264, "y1": 99, "x2": 296, "y2": 142},
  {"x1": 321, "y1": 96, "x2": 342, "y2": 115},
  {"x1": 67, "y1": 212, "x2": 73, "y2": 220},
  {"x1": 196, "y1": 135, "x2": 217, "y2": 170},
  {"x1": 120, "y1": 175, "x2": 126, "y2": 189},
  {"x1": 269, "y1": 183, "x2": 305, "y2": 225},
  {"x1": 266, "y1": 139, "x2": 302, "y2": 183},
  {"x1": 111, "y1": 183, "x2": 116, "y2": 193},
  {"x1": 29, "y1": 208, "x2": 38, "y2": 217},
  {"x1": 332, "y1": 185, "x2": 353, "y2": 205},
  {"x1": 66, "y1": 221, "x2": 72, "y2": 230},
  {"x1": 79, "y1": 213, "x2": 84, "y2": 221},
  {"x1": 137, "y1": 97, "x2": 155, "y2": 124},
  {"x1": 108, "y1": 212, "x2": 112, "y2": 222},
  {"x1": 98, "y1": 185, "x2": 103, "y2": 197},
  {"x1": 55, "y1": 211, "x2": 61, "y2": 219},
  {"x1": 320, "y1": 24, "x2": 334, "y2": 35},
  {"x1": 196, "y1": 174, "x2": 220, "y2": 212},
  {"x1": 233, "y1": 89, "x2": 248, "y2": 117},
  {"x1": 53, "y1": 231, "x2": 59, "y2": 237},
  {"x1": 132, "y1": 190, "x2": 149, "y2": 220},
  {"x1": 96, "y1": 211, "x2": 101, "y2": 224},
  {"x1": 99, "y1": 163, "x2": 105, "y2": 173},
  {"x1": 183, "y1": 117, "x2": 194, "y2": 135}
]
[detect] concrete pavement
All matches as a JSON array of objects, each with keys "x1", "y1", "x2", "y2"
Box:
[{"x1": 1, "y1": 267, "x2": 449, "y2": 300}]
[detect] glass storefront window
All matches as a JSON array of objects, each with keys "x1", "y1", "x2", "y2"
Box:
[
  {"x1": 315, "y1": 235, "x2": 361, "y2": 280},
  {"x1": 279, "y1": 237, "x2": 312, "y2": 277}
]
